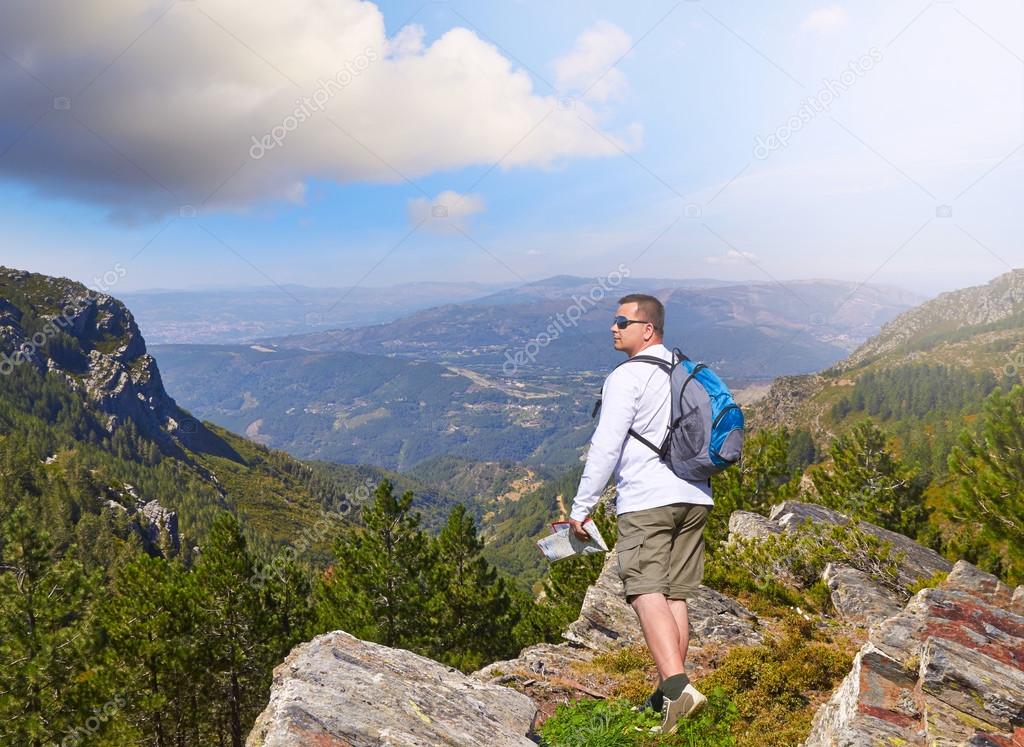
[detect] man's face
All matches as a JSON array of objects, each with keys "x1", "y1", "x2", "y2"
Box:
[{"x1": 611, "y1": 302, "x2": 654, "y2": 354}]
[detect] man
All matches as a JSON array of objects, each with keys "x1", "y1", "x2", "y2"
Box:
[{"x1": 566, "y1": 293, "x2": 711, "y2": 734}]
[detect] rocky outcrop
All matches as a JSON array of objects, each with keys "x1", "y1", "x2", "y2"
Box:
[
  {"x1": 103, "y1": 495, "x2": 181, "y2": 557},
  {"x1": 728, "y1": 509, "x2": 783, "y2": 540},
  {"x1": 562, "y1": 548, "x2": 761, "y2": 651},
  {"x1": 729, "y1": 500, "x2": 953, "y2": 628},
  {"x1": 245, "y1": 631, "x2": 537, "y2": 747},
  {"x1": 804, "y1": 560, "x2": 1024, "y2": 746},
  {"x1": 766, "y1": 500, "x2": 952, "y2": 587},
  {"x1": 745, "y1": 372, "x2": 827, "y2": 432},
  {"x1": 247, "y1": 503, "x2": 1022, "y2": 746}
]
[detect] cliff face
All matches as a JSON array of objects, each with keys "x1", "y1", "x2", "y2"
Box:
[{"x1": 0, "y1": 266, "x2": 238, "y2": 460}]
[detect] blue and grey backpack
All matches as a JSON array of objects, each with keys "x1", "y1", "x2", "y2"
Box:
[{"x1": 592, "y1": 347, "x2": 744, "y2": 481}]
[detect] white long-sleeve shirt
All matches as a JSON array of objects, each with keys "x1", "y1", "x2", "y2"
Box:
[{"x1": 569, "y1": 343, "x2": 713, "y2": 521}]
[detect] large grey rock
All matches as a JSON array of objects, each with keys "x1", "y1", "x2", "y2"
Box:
[
  {"x1": 476, "y1": 642, "x2": 595, "y2": 682},
  {"x1": 768, "y1": 500, "x2": 952, "y2": 587},
  {"x1": 870, "y1": 588, "x2": 1024, "y2": 671},
  {"x1": 822, "y1": 563, "x2": 904, "y2": 628},
  {"x1": 562, "y1": 549, "x2": 762, "y2": 651},
  {"x1": 803, "y1": 645, "x2": 923, "y2": 747},
  {"x1": 727, "y1": 510, "x2": 783, "y2": 541},
  {"x1": 137, "y1": 499, "x2": 179, "y2": 553},
  {"x1": 804, "y1": 561, "x2": 1024, "y2": 746},
  {"x1": 103, "y1": 497, "x2": 181, "y2": 557},
  {"x1": 247, "y1": 631, "x2": 537, "y2": 747}
]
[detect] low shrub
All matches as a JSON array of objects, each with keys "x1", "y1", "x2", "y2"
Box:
[{"x1": 697, "y1": 615, "x2": 852, "y2": 747}]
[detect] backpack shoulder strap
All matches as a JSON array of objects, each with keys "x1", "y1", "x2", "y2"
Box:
[
  {"x1": 628, "y1": 354, "x2": 673, "y2": 373},
  {"x1": 592, "y1": 354, "x2": 673, "y2": 418}
]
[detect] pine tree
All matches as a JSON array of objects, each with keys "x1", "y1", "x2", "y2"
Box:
[
  {"x1": 811, "y1": 419, "x2": 927, "y2": 537},
  {"x1": 192, "y1": 513, "x2": 272, "y2": 747},
  {"x1": 786, "y1": 429, "x2": 818, "y2": 474},
  {"x1": 947, "y1": 385, "x2": 1024, "y2": 583},
  {"x1": 0, "y1": 507, "x2": 130, "y2": 746},
  {"x1": 100, "y1": 554, "x2": 197, "y2": 747},
  {"x1": 315, "y1": 479, "x2": 436, "y2": 650},
  {"x1": 429, "y1": 504, "x2": 518, "y2": 671},
  {"x1": 257, "y1": 552, "x2": 316, "y2": 660}
]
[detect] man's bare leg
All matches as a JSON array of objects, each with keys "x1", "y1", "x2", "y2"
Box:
[
  {"x1": 667, "y1": 599, "x2": 690, "y2": 669},
  {"x1": 629, "y1": 592, "x2": 684, "y2": 680}
]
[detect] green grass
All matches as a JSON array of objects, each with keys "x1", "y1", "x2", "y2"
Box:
[{"x1": 539, "y1": 689, "x2": 739, "y2": 747}]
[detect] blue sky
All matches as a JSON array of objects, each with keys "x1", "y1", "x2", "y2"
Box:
[{"x1": 0, "y1": 0, "x2": 1021, "y2": 297}]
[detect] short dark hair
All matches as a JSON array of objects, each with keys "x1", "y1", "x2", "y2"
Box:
[{"x1": 618, "y1": 293, "x2": 664, "y2": 334}]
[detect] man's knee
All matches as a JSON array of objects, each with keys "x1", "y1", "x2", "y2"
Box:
[{"x1": 627, "y1": 590, "x2": 666, "y2": 612}]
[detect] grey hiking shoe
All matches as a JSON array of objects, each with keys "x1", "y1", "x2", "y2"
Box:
[{"x1": 658, "y1": 682, "x2": 707, "y2": 734}]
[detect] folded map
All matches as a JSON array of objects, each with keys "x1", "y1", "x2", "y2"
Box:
[{"x1": 537, "y1": 519, "x2": 609, "y2": 563}]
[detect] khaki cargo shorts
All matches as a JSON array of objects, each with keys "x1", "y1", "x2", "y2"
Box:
[{"x1": 615, "y1": 502, "x2": 711, "y2": 601}]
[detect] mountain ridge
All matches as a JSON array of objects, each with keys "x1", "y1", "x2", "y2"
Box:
[{"x1": 750, "y1": 268, "x2": 1024, "y2": 440}]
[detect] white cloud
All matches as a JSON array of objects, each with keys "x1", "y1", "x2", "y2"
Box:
[
  {"x1": 387, "y1": 24, "x2": 426, "y2": 57},
  {"x1": 408, "y1": 190, "x2": 484, "y2": 232},
  {"x1": 801, "y1": 6, "x2": 849, "y2": 32},
  {"x1": 554, "y1": 21, "x2": 633, "y2": 102},
  {"x1": 0, "y1": 1, "x2": 635, "y2": 222},
  {"x1": 706, "y1": 249, "x2": 757, "y2": 265}
]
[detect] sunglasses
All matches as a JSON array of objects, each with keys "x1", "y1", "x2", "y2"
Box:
[{"x1": 613, "y1": 315, "x2": 651, "y2": 330}]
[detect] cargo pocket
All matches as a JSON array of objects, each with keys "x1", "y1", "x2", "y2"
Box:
[{"x1": 616, "y1": 534, "x2": 645, "y2": 583}]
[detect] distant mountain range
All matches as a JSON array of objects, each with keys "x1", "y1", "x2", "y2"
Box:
[
  {"x1": 121, "y1": 280, "x2": 513, "y2": 344},
  {"x1": 150, "y1": 275, "x2": 919, "y2": 472},
  {"x1": 265, "y1": 275, "x2": 921, "y2": 381}
]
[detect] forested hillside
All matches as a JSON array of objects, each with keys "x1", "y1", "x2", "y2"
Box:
[
  {"x1": 749, "y1": 268, "x2": 1024, "y2": 582},
  {"x1": 0, "y1": 268, "x2": 600, "y2": 746}
]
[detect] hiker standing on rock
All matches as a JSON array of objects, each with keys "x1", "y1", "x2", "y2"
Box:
[{"x1": 566, "y1": 292, "x2": 743, "y2": 734}]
